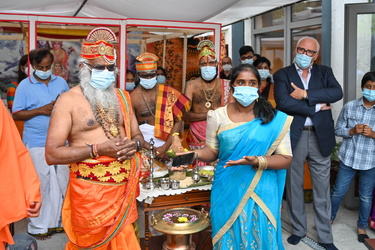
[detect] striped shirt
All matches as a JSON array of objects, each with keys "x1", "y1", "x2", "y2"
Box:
[
  {"x1": 6, "y1": 81, "x2": 18, "y2": 110},
  {"x1": 335, "y1": 97, "x2": 375, "y2": 170}
]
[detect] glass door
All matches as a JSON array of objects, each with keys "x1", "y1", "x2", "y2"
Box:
[{"x1": 345, "y1": 3, "x2": 375, "y2": 102}]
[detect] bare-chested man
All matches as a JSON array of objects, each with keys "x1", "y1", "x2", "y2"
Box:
[
  {"x1": 45, "y1": 27, "x2": 143, "y2": 250},
  {"x1": 184, "y1": 40, "x2": 231, "y2": 151},
  {"x1": 130, "y1": 52, "x2": 190, "y2": 163}
]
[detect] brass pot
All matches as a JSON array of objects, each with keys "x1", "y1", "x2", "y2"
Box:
[{"x1": 150, "y1": 208, "x2": 210, "y2": 250}]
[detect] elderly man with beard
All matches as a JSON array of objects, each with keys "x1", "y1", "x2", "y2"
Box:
[
  {"x1": 45, "y1": 27, "x2": 144, "y2": 250},
  {"x1": 184, "y1": 40, "x2": 231, "y2": 157}
]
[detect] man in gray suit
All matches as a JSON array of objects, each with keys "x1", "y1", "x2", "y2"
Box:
[{"x1": 274, "y1": 36, "x2": 343, "y2": 250}]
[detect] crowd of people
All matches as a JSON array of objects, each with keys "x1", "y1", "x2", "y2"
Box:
[{"x1": 1, "y1": 26, "x2": 374, "y2": 250}]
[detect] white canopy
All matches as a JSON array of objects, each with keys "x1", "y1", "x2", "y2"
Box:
[{"x1": 0, "y1": 0, "x2": 299, "y2": 26}]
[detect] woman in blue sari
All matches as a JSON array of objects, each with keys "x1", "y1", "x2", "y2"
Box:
[{"x1": 193, "y1": 64, "x2": 293, "y2": 249}]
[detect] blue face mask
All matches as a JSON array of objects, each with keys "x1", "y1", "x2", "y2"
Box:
[
  {"x1": 140, "y1": 77, "x2": 157, "y2": 89},
  {"x1": 200, "y1": 66, "x2": 217, "y2": 81},
  {"x1": 295, "y1": 53, "x2": 313, "y2": 69},
  {"x1": 35, "y1": 69, "x2": 52, "y2": 80},
  {"x1": 89, "y1": 69, "x2": 116, "y2": 90},
  {"x1": 258, "y1": 69, "x2": 270, "y2": 80},
  {"x1": 156, "y1": 75, "x2": 166, "y2": 84},
  {"x1": 362, "y1": 88, "x2": 375, "y2": 102},
  {"x1": 126, "y1": 82, "x2": 135, "y2": 91},
  {"x1": 233, "y1": 86, "x2": 259, "y2": 107},
  {"x1": 241, "y1": 59, "x2": 253, "y2": 65}
]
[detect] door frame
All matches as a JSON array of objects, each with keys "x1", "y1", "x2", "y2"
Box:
[{"x1": 344, "y1": 3, "x2": 375, "y2": 103}]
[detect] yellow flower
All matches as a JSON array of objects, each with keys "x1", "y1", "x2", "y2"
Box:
[
  {"x1": 92, "y1": 164, "x2": 107, "y2": 177},
  {"x1": 177, "y1": 217, "x2": 188, "y2": 223}
]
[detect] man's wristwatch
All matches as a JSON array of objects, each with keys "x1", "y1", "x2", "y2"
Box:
[{"x1": 135, "y1": 140, "x2": 141, "y2": 152}]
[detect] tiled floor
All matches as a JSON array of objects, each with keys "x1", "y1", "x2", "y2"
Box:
[{"x1": 11, "y1": 200, "x2": 375, "y2": 250}]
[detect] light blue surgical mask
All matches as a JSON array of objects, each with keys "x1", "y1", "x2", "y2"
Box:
[
  {"x1": 201, "y1": 66, "x2": 217, "y2": 81},
  {"x1": 156, "y1": 75, "x2": 166, "y2": 84},
  {"x1": 35, "y1": 69, "x2": 52, "y2": 80},
  {"x1": 233, "y1": 86, "x2": 259, "y2": 107},
  {"x1": 89, "y1": 69, "x2": 116, "y2": 90},
  {"x1": 241, "y1": 59, "x2": 253, "y2": 65},
  {"x1": 258, "y1": 69, "x2": 270, "y2": 80},
  {"x1": 295, "y1": 53, "x2": 313, "y2": 69},
  {"x1": 362, "y1": 88, "x2": 375, "y2": 102},
  {"x1": 140, "y1": 77, "x2": 157, "y2": 89},
  {"x1": 126, "y1": 82, "x2": 136, "y2": 91}
]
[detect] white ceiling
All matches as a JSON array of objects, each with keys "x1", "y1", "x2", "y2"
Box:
[{"x1": 0, "y1": 0, "x2": 299, "y2": 26}]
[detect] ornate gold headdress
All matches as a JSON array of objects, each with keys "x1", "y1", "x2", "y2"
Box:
[
  {"x1": 135, "y1": 52, "x2": 159, "y2": 72},
  {"x1": 197, "y1": 40, "x2": 216, "y2": 62},
  {"x1": 80, "y1": 27, "x2": 117, "y2": 64}
]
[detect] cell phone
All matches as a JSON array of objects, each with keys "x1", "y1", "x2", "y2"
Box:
[{"x1": 172, "y1": 152, "x2": 195, "y2": 166}]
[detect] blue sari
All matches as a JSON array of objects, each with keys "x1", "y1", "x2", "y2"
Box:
[{"x1": 211, "y1": 111, "x2": 291, "y2": 250}]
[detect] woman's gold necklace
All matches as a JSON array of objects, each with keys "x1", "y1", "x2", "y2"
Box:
[
  {"x1": 202, "y1": 79, "x2": 217, "y2": 108},
  {"x1": 234, "y1": 104, "x2": 254, "y2": 119}
]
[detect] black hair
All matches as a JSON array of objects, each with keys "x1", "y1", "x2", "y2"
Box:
[
  {"x1": 126, "y1": 69, "x2": 140, "y2": 86},
  {"x1": 156, "y1": 66, "x2": 167, "y2": 76},
  {"x1": 32, "y1": 48, "x2": 54, "y2": 65},
  {"x1": 253, "y1": 54, "x2": 261, "y2": 60},
  {"x1": 230, "y1": 63, "x2": 276, "y2": 124},
  {"x1": 253, "y1": 56, "x2": 272, "y2": 84},
  {"x1": 253, "y1": 57, "x2": 271, "y2": 68},
  {"x1": 361, "y1": 71, "x2": 375, "y2": 88},
  {"x1": 17, "y1": 54, "x2": 28, "y2": 83},
  {"x1": 239, "y1": 46, "x2": 254, "y2": 56}
]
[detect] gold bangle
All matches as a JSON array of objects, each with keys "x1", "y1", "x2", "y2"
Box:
[
  {"x1": 256, "y1": 156, "x2": 268, "y2": 170},
  {"x1": 172, "y1": 132, "x2": 180, "y2": 136}
]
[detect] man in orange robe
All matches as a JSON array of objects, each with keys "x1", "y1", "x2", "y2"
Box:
[
  {"x1": 0, "y1": 102, "x2": 42, "y2": 249},
  {"x1": 45, "y1": 27, "x2": 144, "y2": 249}
]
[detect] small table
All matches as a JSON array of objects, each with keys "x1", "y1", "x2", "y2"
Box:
[{"x1": 138, "y1": 184, "x2": 211, "y2": 250}]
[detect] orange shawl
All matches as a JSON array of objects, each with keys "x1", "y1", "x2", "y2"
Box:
[
  {"x1": 63, "y1": 89, "x2": 141, "y2": 249},
  {"x1": 154, "y1": 85, "x2": 190, "y2": 141},
  {"x1": 0, "y1": 103, "x2": 41, "y2": 246}
]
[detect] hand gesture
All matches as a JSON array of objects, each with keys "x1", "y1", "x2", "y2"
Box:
[
  {"x1": 362, "y1": 124, "x2": 375, "y2": 138},
  {"x1": 351, "y1": 124, "x2": 365, "y2": 135},
  {"x1": 290, "y1": 82, "x2": 307, "y2": 100},
  {"x1": 27, "y1": 201, "x2": 42, "y2": 217},
  {"x1": 39, "y1": 101, "x2": 55, "y2": 116},
  {"x1": 98, "y1": 137, "x2": 137, "y2": 161},
  {"x1": 225, "y1": 156, "x2": 258, "y2": 168},
  {"x1": 320, "y1": 103, "x2": 332, "y2": 111}
]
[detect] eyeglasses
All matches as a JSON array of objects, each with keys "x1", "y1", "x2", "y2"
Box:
[
  {"x1": 297, "y1": 47, "x2": 317, "y2": 57},
  {"x1": 84, "y1": 62, "x2": 116, "y2": 71},
  {"x1": 240, "y1": 55, "x2": 253, "y2": 60}
]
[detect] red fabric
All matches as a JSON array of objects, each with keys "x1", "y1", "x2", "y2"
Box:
[{"x1": 0, "y1": 103, "x2": 41, "y2": 246}]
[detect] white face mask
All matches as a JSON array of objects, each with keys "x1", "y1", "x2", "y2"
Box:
[
  {"x1": 140, "y1": 77, "x2": 157, "y2": 89},
  {"x1": 222, "y1": 64, "x2": 232, "y2": 71}
]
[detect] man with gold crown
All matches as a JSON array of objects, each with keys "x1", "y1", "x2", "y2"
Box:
[
  {"x1": 130, "y1": 52, "x2": 190, "y2": 168},
  {"x1": 184, "y1": 40, "x2": 231, "y2": 161},
  {"x1": 45, "y1": 27, "x2": 144, "y2": 249}
]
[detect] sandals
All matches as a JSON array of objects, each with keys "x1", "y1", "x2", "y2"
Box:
[
  {"x1": 27, "y1": 232, "x2": 52, "y2": 240},
  {"x1": 28, "y1": 227, "x2": 64, "y2": 240},
  {"x1": 48, "y1": 227, "x2": 65, "y2": 234},
  {"x1": 358, "y1": 234, "x2": 369, "y2": 243}
]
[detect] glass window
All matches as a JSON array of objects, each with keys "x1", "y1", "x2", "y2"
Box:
[
  {"x1": 259, "y1": 35, "x2": 284, "y2": 73},
  {"x1": 356, "y1": 14, "x2": 375, "y2": 98},
  {"x1": 292, "y1": 0, "x2": 322, "y2": 22},
  {"x1": 292, "y1": 25, "x2": 322, "y2": 65},
  {"x1": 254, "y1": 8, "x2": 284, "y2": 29}
]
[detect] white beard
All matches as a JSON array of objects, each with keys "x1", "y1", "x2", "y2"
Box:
[{"x1": 79, "y1": 64, "x2": 119, "y2": 112}]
